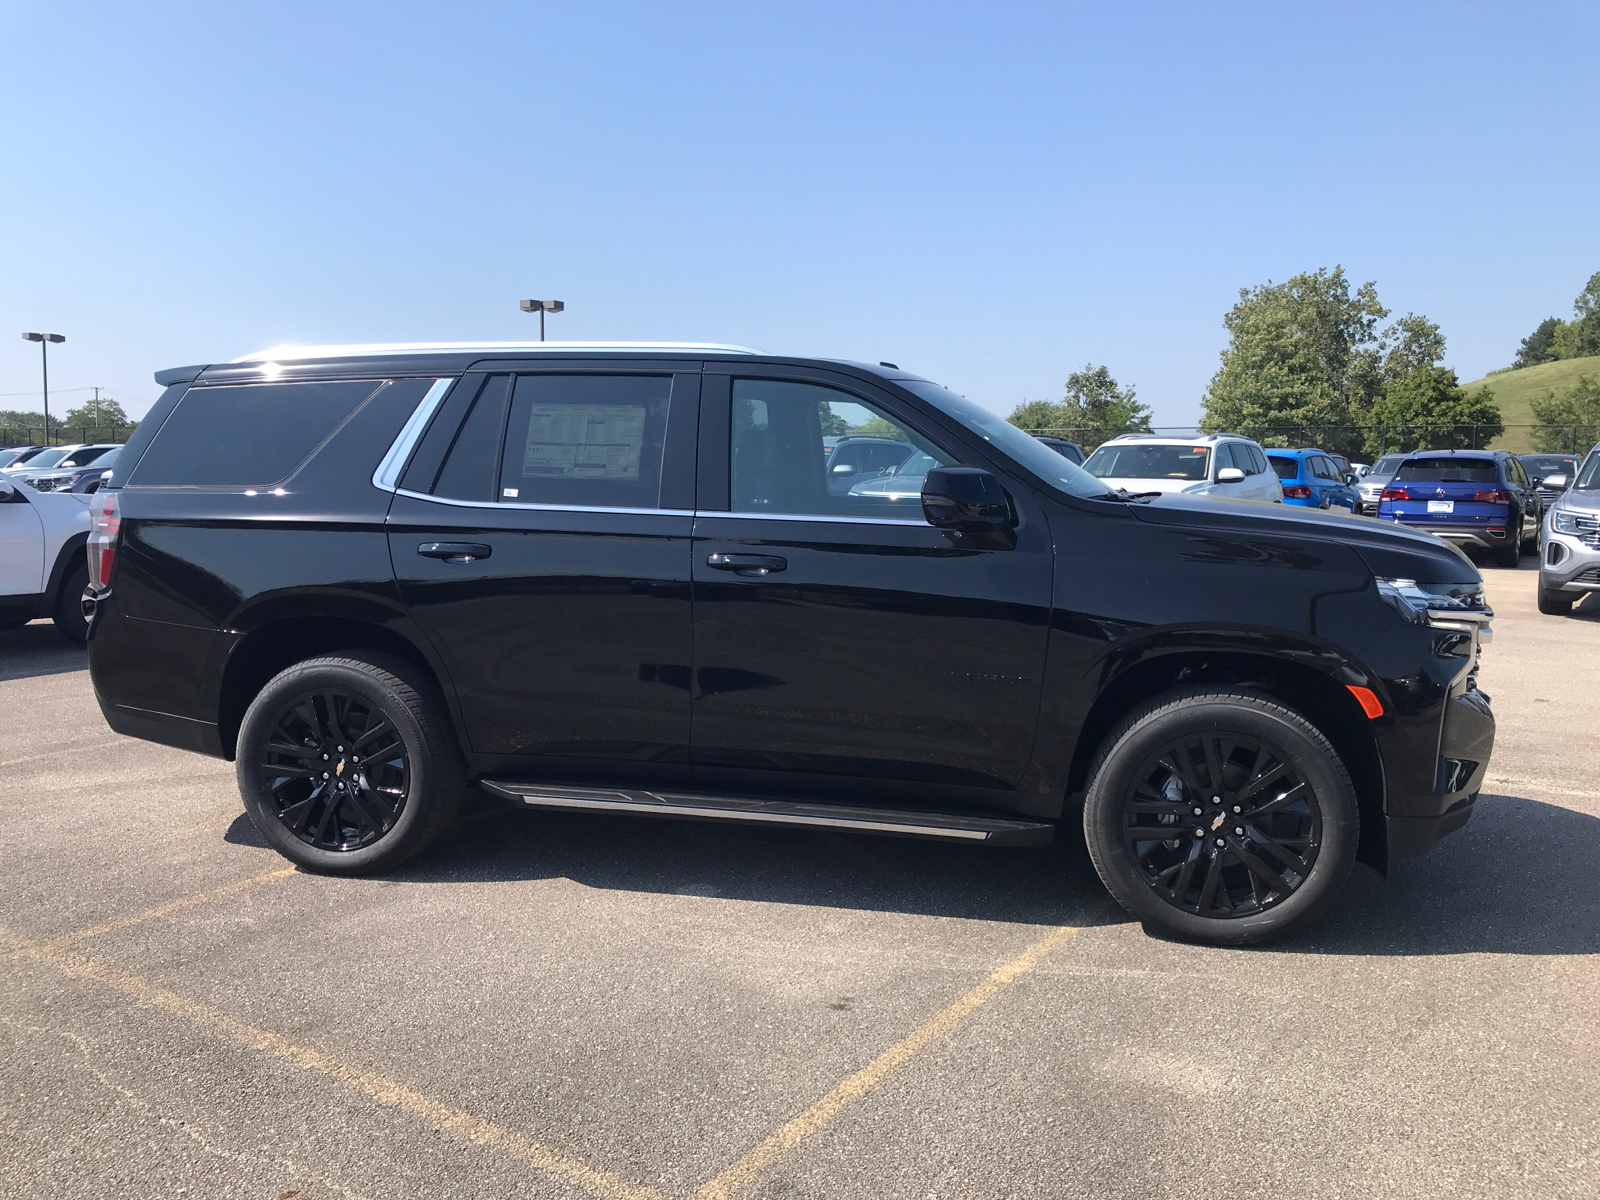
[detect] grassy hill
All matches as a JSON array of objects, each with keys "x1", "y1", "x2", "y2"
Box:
[{"x1": 1462, "y1": 358, "x2": 1600, "y2": 452}]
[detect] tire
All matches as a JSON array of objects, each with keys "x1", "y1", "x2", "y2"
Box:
[
  {"x1": 1082, "y1": 689, "x2": 1358, "y2": 947},
  {"x1": 235, "y1": 653, "x2": 466, "y2": 874},
  {"x1": 52, "y1": 559, "x2": 90, "y2": 646},
  {"x1": 1538, "y1": 586, "x2": 1574, "y2": 616},
  {"x1": 1493, "y1": 539, "x2": 1521, "y2": 569}
]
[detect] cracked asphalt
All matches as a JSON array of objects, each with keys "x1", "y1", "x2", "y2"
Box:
[{"x1": 1, "y1": 558, "x2": 1597, "y2": 1200}]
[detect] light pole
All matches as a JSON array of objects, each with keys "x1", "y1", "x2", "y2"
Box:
[
  {"x1": 519, "y1": 299, "x2": 565, "y2": 342},
  {"x1": 22, "y1": 332, "x2": 65, "y2": 444}
]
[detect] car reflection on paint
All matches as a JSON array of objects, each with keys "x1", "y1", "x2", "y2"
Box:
[{"x1": 846, "y1": 449, "x2": 946, "y2": 503}]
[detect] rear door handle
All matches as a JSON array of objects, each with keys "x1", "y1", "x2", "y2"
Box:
[
  {"x1": 418, "y1": 542, "x2": 492, "y2": 563},
  {"x1": 707, "y1": 553, "x2": 787, "y2": 576}
]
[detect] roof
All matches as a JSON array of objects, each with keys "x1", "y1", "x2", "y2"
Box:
[
  {"x1": 229, "y1": 340, "x2": 763, "y2": 363},
  {"x1": 1102, "y1": 432, "x2": 1246, "y2": 444},
  {"x1": 1398, "y1": 448, "x2": 1507, "y2": 459}
]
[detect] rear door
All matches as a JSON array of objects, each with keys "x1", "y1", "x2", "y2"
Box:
[
  {"x1": 389, "y1": 364, "x2": 699, "y2": 776},
  {"x1": 689, "y1": 367, "x2": 1054, "y2": 798},
  {"x1": 0, "y1": 487, "x2": 45, "y2": 597}
]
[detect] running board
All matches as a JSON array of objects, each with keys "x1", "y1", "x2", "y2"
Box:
[{"x1": 478, "y1": 781, "x2": 1056, "y2": 847}]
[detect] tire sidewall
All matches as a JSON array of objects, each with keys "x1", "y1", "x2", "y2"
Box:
[
  {"x1": 236, "y1": 659, "x2": 439, "y2": 873},
  {"x1": 1084, "y1": 694, "x2": 1358, "y2": 946},
  {"x1": 53, "y1": 559, "x2": 90, "y2": 646}
]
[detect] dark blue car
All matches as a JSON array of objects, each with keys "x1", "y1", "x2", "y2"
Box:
[
  {"x1": 1376, "y1": 449, "x2": 1539, "y2": 568},
  {"x1": 1265, "y1": 449, "x2": 1360, "y2": 511}
]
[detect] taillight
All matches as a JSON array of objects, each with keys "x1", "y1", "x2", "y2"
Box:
[
  {"x1": 87, "y1": 489, "x2": 121, "y2": 591},
  {"x1": 1471, "y1": 489, "x2": 1513, "y2": 504},
  {"x1": 1282, "y1": 485, "x2": 1312, "y2": 498},
  {"x1": 1379, "y1": 487, "x2": 1410, "y2": 501}
]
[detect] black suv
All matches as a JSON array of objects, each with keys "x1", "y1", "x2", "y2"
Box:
[{"x1": 85, "y1": 344, "x2": 1496, "y2": 945}]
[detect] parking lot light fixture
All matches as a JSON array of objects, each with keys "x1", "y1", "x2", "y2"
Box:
[
  {"x1": 519, "y1": 300, "x2": 565, "y2": 342},
  {"x1": 22, "y1": 332, "x2": 66, "y2": 443}
]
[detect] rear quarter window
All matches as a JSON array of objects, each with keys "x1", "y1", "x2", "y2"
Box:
[
  {"x1": 1267, "y1": 455, "x2": 1299, "y2": 480},
  {"x1": 127, "y1": 380, "x2": 383, "y2": 487}
]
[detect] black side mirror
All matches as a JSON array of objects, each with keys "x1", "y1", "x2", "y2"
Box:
[{"x1": 922, "y1": 467, "x2": 1015, "y2": 548}]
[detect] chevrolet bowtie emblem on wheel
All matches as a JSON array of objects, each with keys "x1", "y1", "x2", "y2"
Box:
[
  {"x1": 1211, "y1": 812, "x2": 1227, "y2": 831},
  {"x1": 335, "y1": 760, "x2": 345, "y2": 776}
]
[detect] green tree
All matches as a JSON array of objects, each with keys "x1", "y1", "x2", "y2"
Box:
[
  {"x1": 1575, "y1": 272, "x2": 1600, "y2": 321},
  {"x1": 855, "y1": 414, "x2": 909, "y2": 441},
  {"x1": 1007, "y1": 365, "x2": 1149, "y2": 450},
  {"x1": 1530, "y1": 375, "x2": 1600, "y2": 453},
  {"x1": 818, "y1": 404, "x2": 850, "y2": 437},
  {"x1": 1514, "y1": 317, "x2": 1563, "y2": 368},
  {"x1": 1364, "y1": 368, "x2": 1503, "y2": 456},
  {"x1": 1202, "y1": 267, "x2": 1398, "y2": 454},
  {"x1": 1006, "y1": 398, "x2": 1074, "y2": 434},
  {"x1": 62, "y1": 397, "x2": 132, "y2": 432}
]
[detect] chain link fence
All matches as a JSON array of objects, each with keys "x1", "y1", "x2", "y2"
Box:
[{"x1": 0, "y1": 426, "x2": 134, "y2": 447}]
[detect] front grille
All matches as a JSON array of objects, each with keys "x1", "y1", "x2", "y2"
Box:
[{"x1": 1574, "y1": 567, "x2": 1600, "y2": 585}]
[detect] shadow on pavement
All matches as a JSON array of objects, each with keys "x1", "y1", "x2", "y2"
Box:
[{"x1": 0, "y1": 620, "x2": 85, "y2": 682}]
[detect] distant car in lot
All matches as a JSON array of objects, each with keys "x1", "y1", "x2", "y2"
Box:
[
  {"x1": 823, "y1": 435, "x2": 913, "y2": 496},
  {"x1": 0, "y1": 475, "x2": 94, "y2": 642},
  {"x1": 1520, "y1": 453, "x2": 1581, "y2": 511},
  {"x1": 1326, "y1": 452, "x2": 1354, "y2": 478},
  {"x1": 1265, "y1": 449, "x2": 1360, "y2": 512},
  {"x1": 22, "y1": 447, "x2": 121, "y2": 494},
  {"x1": 0, "y1": 445, "x2": 47, "y2": 469},
  {"x1": 1082, "y1": 433, "x2": 1284, "y2": 502},
  {"x1": 1535, "y1": 444, "x2": 1600, "y2": 615},
  {"x1": 1356, "y1": 453, "x2": 1408, "y2": 515},
  {"x1": 847, "y1": 447, "x2": 945, "y2": 503},
  {"x1": 1376, "y1": 449, "x2": 1539, "y2": 568},
  {"x1": 1034, "y1": 435, "x2": 1085, "y2": 464},
  {"x1": 2, "y1": 443, "x2": 119, "y2": 478},
  {"x1": 1350, "y1": 461, "x2": 1372, "y2": 477}
]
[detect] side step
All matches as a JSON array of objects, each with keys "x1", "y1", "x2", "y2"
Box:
[{"x1": 478, "y1": 781, "x2": 1056, "y2": 847}]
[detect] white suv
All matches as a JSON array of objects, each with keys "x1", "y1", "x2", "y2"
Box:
[
  {"x1": 0, "y1": 475, "x2": 95, "y2": 643},
  {"x1": 1082, "y1": 433, "x2": 1285, "y2": 503}
]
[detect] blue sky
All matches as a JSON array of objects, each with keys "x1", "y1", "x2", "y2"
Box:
[{"x1": 2, "y1": 1, "x2": 1596, "y2": 424}]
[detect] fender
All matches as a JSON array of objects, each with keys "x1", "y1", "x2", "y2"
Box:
[{"x1": 42, "y1": 531, "x2": 89, "y2": 615}]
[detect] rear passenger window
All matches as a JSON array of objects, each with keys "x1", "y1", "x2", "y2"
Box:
[
  {"x1": 128, "y1": 380, "x2": 382, "y2": 486},
  {"x1": 497, "y1": 375, "x2": 671, "y2": 509},
  {"x1": 433, "y1": 376, "x2": 513, "y2": 502},
  {"x1": 1248, "y1": 445, "x2": 1269, "y2": 475}
]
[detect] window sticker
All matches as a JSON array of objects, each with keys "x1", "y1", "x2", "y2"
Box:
[{"x1": 521, "y1": 404, "x2": 646, "y2": 479}]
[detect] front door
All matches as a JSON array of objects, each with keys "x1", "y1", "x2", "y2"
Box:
[
  {"x1": 389, "y1": 368, "x2": 699, "y2": 776},
  {"x1": 0, "y1": 487, "x2": 44, "y2": 597},
  {"x1": 689, "y1": 369, "x2": 1054, "y2": 799}
]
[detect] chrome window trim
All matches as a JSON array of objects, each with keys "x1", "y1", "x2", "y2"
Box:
[
  {"x1": 372, "y1": 378, "x2": 455, "y2": 492},
  {"x1": 387, "y1": 486, "x2": 929, "y2": 527}
]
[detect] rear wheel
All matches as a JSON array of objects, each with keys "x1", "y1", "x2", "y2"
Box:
[
  {"x1": 1083, "y1": 690, "x2": 1358, "y2": 946},
  {"x1": 1538, "y1": 586, "x2": 1574, "y2": 616},
  {"x1": 1493, "y1": 538, "x2": 1521, "y2": 569},
  {"x1": 52, "y1": 559, "x2": 90, "y2": 646},
  {"x1": 236, "y1": 653, "x2": 465, "y2": 874}
]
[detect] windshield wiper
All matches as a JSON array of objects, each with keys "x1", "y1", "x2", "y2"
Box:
[{"x1": 1092, "y1": 487, "x2": 1162, "y2": 503}]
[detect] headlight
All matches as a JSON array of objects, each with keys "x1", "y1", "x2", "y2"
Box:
[
  {"x1": 1552, "y1": 509, "x2": 1583, "y2": 535},
  {"x1": 1375, "y1": 577, "x2": 1493, "y2": 634}
]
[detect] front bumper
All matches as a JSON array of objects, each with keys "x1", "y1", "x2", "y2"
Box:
[
  {"x1": 1386, "y1": 687, "x2": 1495, "y2": 857},
  {"x1": 1540, "y1": 530, "x2": 1600, "y2": 594}
]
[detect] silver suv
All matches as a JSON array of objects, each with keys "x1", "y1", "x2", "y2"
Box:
[{"x1": 1538, "y1": 443, "x2": 1600, "y2": 615}]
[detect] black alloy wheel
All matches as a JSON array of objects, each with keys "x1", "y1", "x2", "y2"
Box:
[
  {"x1": 1083, "y1": 689, "x2": 1358, "y2": 946},
  {"x1": 1119, "y1": 732, "x2": 1321, "y2": 919},
  {"x1": 259, "y1": 690, "x2": 409, "y2": 851},
  {"x1": 237, "y1": 654, "x2": 464, "y2": 873}
]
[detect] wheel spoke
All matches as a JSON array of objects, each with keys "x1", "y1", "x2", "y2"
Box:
[
  {"x1": 1171, "y1": 743, "x2": 1207, "y2": 797},
  {"x1": 1243, "y1": 780, "x2": 1308, "y2": 819},
  {"x1": 1235, "y1": 762, "x2": 1290, "y2": 807},
  {"x1": 1233, "y1": 840, "x2": 1292, "y2": 898},
  {"x1": 1170, "y1": 839, "x2": 1205, "y2": 901},
  {"x1": 1202, "y1": 736, "x2": 1226, "y2": 796},
  {"x1": 280, "y1": 787, "x2": 321, "y2": 834},
  {"x1": 1196, "y1": 852, "x2": 1225, "y2": 914},
  {"x1": 262, "y1": 761, "x2": 319, "y2": 779},
  {"x1": 358, "y1": 739, "x2": 404, "y2": 766},
  {"x1": 350, "y1": 719, "x2": 393, "y2": 752},
  {"x1": 343, "y1": 784, "x2": 390, "y2": 834}
]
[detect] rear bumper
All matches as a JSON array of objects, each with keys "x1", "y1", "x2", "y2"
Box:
[
  {"x1": 1382, "y1": 518, "x2": 1512, "y2": 551},
  {"x1": 96, "y1": 692, "x2": 226, "y2": 758}
]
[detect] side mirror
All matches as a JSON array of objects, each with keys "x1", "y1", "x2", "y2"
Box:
[
  {"x1": 1216, "y1": 467, "x2": 1246, "y2": 484},
  {"x1": 830, "y1": 463, "x2": 856, "y2": 476},
  {"x1": 1543, "y1": 474, "x2": 1570, "y2": 492},
  {"x1": 922, "y1": 467, "x2": 1014, "y2": 547},
  {"x1": 1344, "y1": 473, "x2": 1359, "y2": 486},
  {"x1": 0, "y1": 478, "x2": 15, "y2": 501}
]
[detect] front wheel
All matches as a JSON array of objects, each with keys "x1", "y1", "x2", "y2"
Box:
[
  {"x1": 1083, "y1": 690, "x2": 1358, "y2": 946},
  {"x1": 236, "y1": 653, "x2": 465, "y2": 874},
  {"x1": 1538, "y1": 586, "x2": 1574, "y2": 616}
]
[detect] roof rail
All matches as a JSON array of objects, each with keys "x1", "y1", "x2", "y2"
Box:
[{"x1": 229, "y1": 341, "x2": 764, "y2": 363}]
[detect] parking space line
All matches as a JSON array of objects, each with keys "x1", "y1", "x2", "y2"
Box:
[
  {"x1": 3, "y1": 923, "x2": 666, "y2": 1200},
  {"x1": 41, "y1": 866, "x2": 299, "y2": 950},
  {"x1": 691, "y1": 920, "x2": 1087, "y2": 1200}
]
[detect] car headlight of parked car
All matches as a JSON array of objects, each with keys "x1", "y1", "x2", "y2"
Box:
[
  {"x1": 1551, "y1": 509, "x2": 1587, "y2": 536},
  {"x1": 1375, "y1": 576, "x2": 1493, "y2": 638}
]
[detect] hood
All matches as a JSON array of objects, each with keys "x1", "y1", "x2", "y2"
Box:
[
  {"x1": 1127, "y1": 490, "x2": 1480, "y2": 584},
  {"x1": 1554, "y1": 487, "x2": 1600, "y2": 515},
  {"x1": 1092, "y1": 475, "x2": 1209, "y2": 496}
]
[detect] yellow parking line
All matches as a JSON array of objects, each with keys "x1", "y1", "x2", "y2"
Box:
[
  {"x1": 692, "y1": 921, "x2": 1086, "y2": 1200},
  {"x1": 44, "y1": 866, "x2": 299, "y2": 949},
  {"x1": 5, "y1": 924, "x2": 665, "y2": 1200}
]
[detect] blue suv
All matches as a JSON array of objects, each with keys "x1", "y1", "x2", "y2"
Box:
[
  {"x1": 1265, "y1": 449, "x2": 1360, "y2": 512},
  {"x1": 1376, "y1": 449, "x2": 1539, "y2": 568}
]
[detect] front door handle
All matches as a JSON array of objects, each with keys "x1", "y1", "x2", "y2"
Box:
[
  {"x1": 707, "y1": 553, "x2": 787, "y2": 577},
  {"x1": 418, "y1": 542, "x2": 493, "y2": 563}
]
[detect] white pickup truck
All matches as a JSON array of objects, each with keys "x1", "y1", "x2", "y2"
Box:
[{"x1": 0, "y1": 476, "x2": 94, "y2": 643}]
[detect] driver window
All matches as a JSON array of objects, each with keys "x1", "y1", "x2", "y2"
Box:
[
  {"x1": 731, "y1": 380, "x2": 954, "y2": 518},
  {"x1": 1214, "y1": 444, "x2": 1237, "y2": 475}
]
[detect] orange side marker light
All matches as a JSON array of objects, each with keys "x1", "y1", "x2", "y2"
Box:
[{"x1": 1347, "y1": 685, "x2": 1384, "y2": 719}]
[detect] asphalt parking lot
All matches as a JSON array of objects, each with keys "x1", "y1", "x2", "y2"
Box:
[{"x1": 2, "y1": 560, "x2": 1597, "y2": 1200}]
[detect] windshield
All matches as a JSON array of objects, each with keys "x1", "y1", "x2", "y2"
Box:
[
  {"x1": 1394, "y1": 458, "x2": 1498, "y2": 484},
  {"x1": 1084, "y1": 442, "x2": 1210, "y2": 481},
  {"x1": 1371, "y1": 455, "x2": 1405, "y2": 475},
  {"x1": 896, "y1": 380, "x2": 1109, "y2": 498},
  {"x1": 1521, "y1": 455, "x2": 1578, "y2": 481},
  {"x1": 24, "y1": 448, "x2": 71, "y2": 470},
  {"x1": 60, "y1": 445, "x2": 115, "y2": 467},
  {"x1": 1576, "y1": 452, "x2": 1600, "y2": 490},
  {"x1": 0, "y1": 449, "x2": 24, "y2": 467},
  {"x1": 1266, "y1": 455, "x2": 1300, "y2": 480}
]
